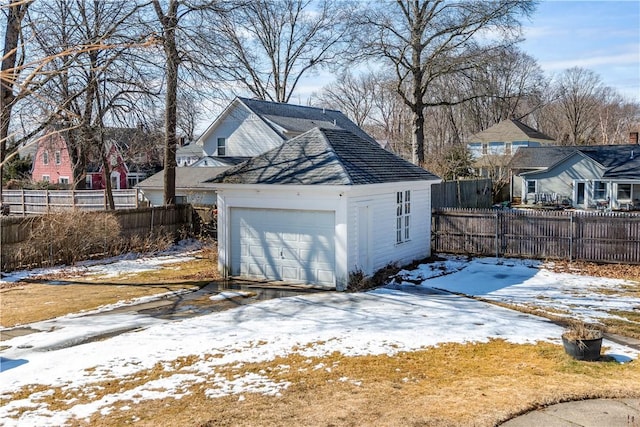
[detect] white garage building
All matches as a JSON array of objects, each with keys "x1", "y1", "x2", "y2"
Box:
[{"x1": 210, "y1": 127, "x2": 441, "y2": 290}]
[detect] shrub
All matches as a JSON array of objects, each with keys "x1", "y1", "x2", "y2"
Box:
[
  {"x1": 347, "y1": 263, "x2": 400, "y2": 292},
  {"x1": 13, "y1": 210, "x2": 180, "y2": 269}
]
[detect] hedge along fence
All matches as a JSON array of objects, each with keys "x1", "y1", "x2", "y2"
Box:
[
  {"x1": 0, "y1": 205, "x2": 193, "y2": 273},
  {"x1": 432, "y1": 208, "x2": 640, "y2": 264}
]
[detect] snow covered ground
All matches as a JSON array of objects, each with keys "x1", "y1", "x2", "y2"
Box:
[{"x1": 1, "y1": 249, "x2": 639, "y2": 426}]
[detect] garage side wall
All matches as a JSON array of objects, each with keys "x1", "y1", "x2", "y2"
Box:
[{"x1": 346, "y1": 182, "x2": 434, "y2": 276}]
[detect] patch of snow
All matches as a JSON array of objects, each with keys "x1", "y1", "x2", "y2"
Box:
[{"x1": 1, "y1": 252, "x2": 639, "y2": 426}]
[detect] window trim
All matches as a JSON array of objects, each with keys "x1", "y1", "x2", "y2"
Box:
[
  {"x1": 617, "y1": 183, "x2": 632, "y2": 201},
  {"x1": 505, "y1": 142, "x2": 512, "y2": 156},
  {"x1": 217, "y1": 137, "x2": 226, "y2": 156},
  {"x1": 396, "y1": 190, "x2": 411, "y2": 244},
  {"x1": 54, "y1": 150, "x2": 61, "y2": 165},
  {"x1": 42, "y1": 174, "x2": 50, "y2": 182},
  {"x1": 42, "y1": 151, "x2": 49, "y2": 165},
  {"x1": 526, "y1": 180, "x2": 537, "y2": 194},
  {"x1": 594, "y1": 181, "x2": 607, "y2": 200}
]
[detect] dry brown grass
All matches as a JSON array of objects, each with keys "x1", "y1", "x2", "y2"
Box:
[
  {"x1": 547, "y1": 260, "x2": 640, "y2": 283},
  {"x1": 1, "y1": 341, "x2": 635, "y2": 427},
  {"x1": 0, "y1": 249, "x2": 221, "y2": 328}
]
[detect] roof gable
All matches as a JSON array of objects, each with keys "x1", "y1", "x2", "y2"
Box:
[
  {"x1": 208, "y1": 127, "x2": 440, "y2": 186},
  {"x1": 238, "y1": 97, "x2": 377, "y2": 143},
  {"x1": 469, "y1": 119, "x2": 555, "y2": 144}
]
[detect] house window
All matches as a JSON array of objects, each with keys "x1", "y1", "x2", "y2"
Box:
[
  {"x1": 43, "y1": 151, "x2": 49, "y2": 165},
  {"x1": 481, "y1": 143, "x2": 488, "y2": 155},
  {"x1": 505, "y1": 142, "x2": 512, "y2": 156},
  {"x1": 85, "y1": 175, "x2": 93, "y2": 189},
  {"x1": 42, "y1": 175, "x2": 50, "y2": 182},
  {"x1": 594, "y1": 181, "x2": 607, "y2": 200},
  {"x1": 526, "y1": 180, "x2": 536, "y2": 194},
  {"x1": 617, "y1": 183, "x2": 632, "y2": 201},
  {"x1": 54, "y1": 150, "x2": 61, "y2": 165},
  {"x1": 217, "y1": 137, "x2": 226, "y2": 156},
  {"x1": 396, "y1": 190, "x2": 411, "y2": 244},
  {"x1": 59, "y1": 176, "x2": 69, "y2": 184}
]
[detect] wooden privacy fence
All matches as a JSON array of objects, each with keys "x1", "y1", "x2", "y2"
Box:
[
  {"x1": 0, "y1": 205, "x2": 193, "y2": 272},
  {"x1": 1, "y1": 189, "x2": 139, "y2": 215},
  {"x1": 431, "y1": 179, "x2": 493, "y2": 209},
  {"x1": 432, "y1": 208, "x2": 640, "y2": 264}
]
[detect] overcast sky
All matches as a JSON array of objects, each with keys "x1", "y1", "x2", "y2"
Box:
[{"x1": 520, "y1": 0, "x2": 640, "y2": 102}]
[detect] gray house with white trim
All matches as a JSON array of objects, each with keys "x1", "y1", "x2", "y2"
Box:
[{"x1": 510, "y1": 144, "x2": 640, "y2": 210}]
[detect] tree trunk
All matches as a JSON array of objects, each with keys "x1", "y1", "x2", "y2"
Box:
[
  {"x1": 1, "y1": 1, "x2": 29, "y2": 201},
  {"x1": 154, "y1": 0, "x2": 179, "y2": 206}
]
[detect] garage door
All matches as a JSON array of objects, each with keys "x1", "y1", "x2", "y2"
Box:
[{"x1": 231, "y1": 208, "x2": 335, "y2": 286}]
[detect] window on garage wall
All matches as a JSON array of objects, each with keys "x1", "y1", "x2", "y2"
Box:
[{"x1": 396, "y1": 190, "x2": 411, "y2": 243}]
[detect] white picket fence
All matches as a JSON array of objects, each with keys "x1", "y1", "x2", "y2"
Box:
[{"x1": 1, "y1": 189, "x2": 139, "y2": 215}]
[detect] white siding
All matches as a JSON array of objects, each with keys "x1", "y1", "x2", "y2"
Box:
[
  {"x1": 201, "y1": 105, "x2": 284, "y2": 157},
  {"x1": 217, "y1": 182, "x2": 435, "y2": 290},
  {"x1": 346, "y1": 183, "x2": 432, "y2": 276}
]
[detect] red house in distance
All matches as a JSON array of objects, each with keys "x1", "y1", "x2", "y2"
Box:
[{"x1": 30, "y1": 127, "x2": 162, "y2": 189}]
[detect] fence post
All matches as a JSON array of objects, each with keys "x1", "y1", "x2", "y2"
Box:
[
  {"x1": 569, "y1": 212, "x2": 574, "y2": 262},
  {"x1": 495, "y1": 210, "x2": 499, "y2": 259}
]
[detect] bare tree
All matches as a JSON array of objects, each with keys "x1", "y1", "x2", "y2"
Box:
[
  {"x1": 358, "y1": 0, "x2": 536, "y2": 166},
  {"x1": 216, "y1": 0, "x2": 357, "y2": 103},
  {"x1": 310, "y1": 71, "x2": 377, "y2": 127},
  {"x1": 27, "y1": 0, "x2": 153, "y2": 208},
  {"x1": 552, "y1": 67, "x2": 609, "y2": 145},
  {"x1": 1, "y1": 0, "x2": 30, "y2": 201},
  {"x1": 460, "y1": 46, "x2": 547, "y2": 133},
  {"x1": 148, "y1": 0, "x2": 229, "y2": 205}
]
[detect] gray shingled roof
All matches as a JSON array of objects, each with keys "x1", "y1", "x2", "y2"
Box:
[
  {"x1": 207, "y1": 127, "x2": 440, "y2": 185},
  {"x1": 510, "y1": 144, "x2": 640, "y2": 179},
  {"x1": 137, "y1": 166, "x2": 232, "y2": 189},
  {"x1": 509, "y1": 146, "x2": 577, "y2": 169},
  {"x1": 469, "y1": 119, "x2": 555, "y2": 143},
  {"x1": 238, "y1": 97, "x2": 376, "y2": 144}
]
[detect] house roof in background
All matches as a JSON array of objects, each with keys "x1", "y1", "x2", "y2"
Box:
[
  {"x1": 511, "y1": 144, "x2": 640, "y2": 179},
  {"x1": 207, "y1": 127, "x2": 440, "y2": 186},
  {"x1": 136, "y1": 166, "x2": 231, "y2": 190},
  {"x1": 192, "y1": 156, "x2": 252, "y2": 167},
  {"x1": 468, "y1": 119, "x2": 555, "y2": 144},
  {"x1": 177, "y1": 143, "x2": 204, "y2": 157},
  {"x1": 238, "y1": 97, "x2": 377, "y2": 144},
  {"x1": 196, "y1": 96, "x2": 376, "y2": 146},
  {"x1": 509, "y1": 146, "x2": 577, "y2": 169}
]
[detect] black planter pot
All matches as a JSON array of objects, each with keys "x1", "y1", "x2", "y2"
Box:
[{"x1": 562, "y1": 336, "x2": 603, "y2": 361}]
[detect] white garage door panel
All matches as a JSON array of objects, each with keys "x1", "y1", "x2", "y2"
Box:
[{"x1": 231, "y1": 208, "x2": 335, "y2": 286}]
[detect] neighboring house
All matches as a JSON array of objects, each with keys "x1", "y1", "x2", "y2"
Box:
[
  {"x1": 209, "y1": 127, "x2": 441, "y2": 290},
  {"x1": 176, "y1": 143, "x2": 203, "y2": 167},
  {"x1": 509, "y1": 144, "x2": 640, "y2": 210},
  {"x1": 196, "y1": 96, "x2": 377, "y2": 159},
  {"x1": 467, "y1": 119, "x2": 555, "y2": 179},
  {"x1": 30, "y1": 127, "x2": 162, "y2": 189},
  {"x1": 136, "y1": 166, "x2": 231, "y2": 206},
  {"x1": 31, "y1": 130, "x2": 74, "y2": 186}
]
